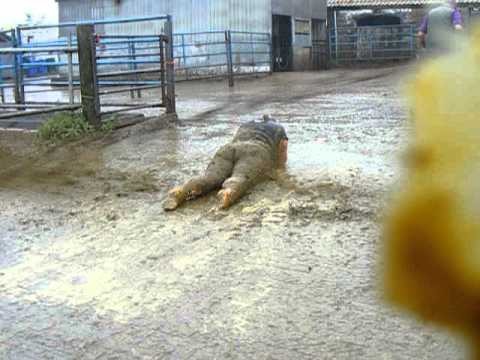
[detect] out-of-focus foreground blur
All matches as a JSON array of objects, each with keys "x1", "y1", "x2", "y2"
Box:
[{"x1": 384, "y1": 28, "x2": 480, "y2": 358}]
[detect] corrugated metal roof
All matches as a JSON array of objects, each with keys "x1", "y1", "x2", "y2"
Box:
[{"x1": 328, "y1": 0, "x2": 480, "y2": 8}]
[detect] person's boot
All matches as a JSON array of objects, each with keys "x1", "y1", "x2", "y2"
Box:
[
  {"x1": 217, "y1": 188, "x2": 236, "y2": 209},
  {"x1": 163, "y1": 187, "x2": 185, "y2": 211}
]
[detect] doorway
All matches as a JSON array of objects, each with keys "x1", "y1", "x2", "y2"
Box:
[{"x1": 272, "y1": 15, "x2": 293, "y2": 72}]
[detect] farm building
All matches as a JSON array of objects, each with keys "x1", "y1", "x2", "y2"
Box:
[
  {"x1": 327, "y1": 0, "x2": 480, "y2": 63},
  {"x1": 55, "y1": 0, "x2": 328, "y2": 71}
]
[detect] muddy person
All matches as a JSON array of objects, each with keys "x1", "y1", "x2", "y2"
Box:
[{"x1": 163, "y1": 115, "x2": 288, "y2": 211}]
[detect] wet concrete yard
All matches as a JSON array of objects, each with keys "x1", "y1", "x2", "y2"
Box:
[{"x1": 0, "y1": 67, "x2": 468, "y2": 359}]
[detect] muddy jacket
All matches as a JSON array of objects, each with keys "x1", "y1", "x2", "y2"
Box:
[{"x1": 232, "y1": 120, "x2": 288, "y2": 163}]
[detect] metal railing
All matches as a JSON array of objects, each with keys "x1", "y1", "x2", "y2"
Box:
[
  {"x1": 330, "y1": 24, "x2": 417, "y2": 64},
  {"x1": 4, "y1": 29, "x2": 272, "y2": 88},
  {"x1": 0, "y1": 46, "x2": 80, "y2": 119},
  {"x1": 0, "y1": 15, "x2": 175, "y2": 125},
  {"x1": 0, "y1": 13, "x2": 272, "y2": 127},
  {"x1": 94, "y1": 32, "x2": 174, "y2": 116},
  {"x1": 172, "y1": 30, "x2": 272, "y2": 84}
]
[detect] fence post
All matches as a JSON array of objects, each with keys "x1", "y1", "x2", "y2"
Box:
[
  {"x1": 328, "y1": 31, "x2": 333, "y2": 65},
  {"x1": 181, "y1": 34, "x2": 187, "y2": 67},
  {"x1": 225, "y1": 30, "x2": 234, "y2": 87},
  {"x1": 76, "y1": 24, "x2": 101, "y2": 127},
  {"x1": 164, "y1": 16, "x2": 176, "y2": 114},
  {"x1": 15, "y1": 27, "x2": 25, "y2": 105},
  {"x1": 128, "y1": 41, "x2": 135, "y2": 99},
  {"x1": 333, "y1": 10, "x2": 338, "y2": 64},
  {"x1": 133, "y1": 41, "x2": 141, "y2": 98},
  {"x1": 159, "y1": 36, "x2": 166, "y2": 107},
  {"x1": 325, "y1": 29, "x2": 330, "y2": 69},
  {"x1": 369, "y1": 31, "x2": 373, "y2": 61},
  {"x1": 0, "y1": 62, "x2": 3, "y2": 103},
  {"x1": 0, "y1": 35, "x2": 4, "y2": 103},
  {"x1": 67, "y1": 33, "x2": 74, "y2": 105},
  {"x1": 250, "y1": 32, "x2": 254, "y2": 68},
  {"x1": 11, "y1": 30, "x2": 23, "y2": 105},
  {"x1": 410, "y1": 25, "x2": 415, "y2": 58},
  {"x1": 181, "y1": 34, "x2": 189, "y2": 81},
  {"x1": 268, "y1": 33, "x2": 273, "y2": 75}
]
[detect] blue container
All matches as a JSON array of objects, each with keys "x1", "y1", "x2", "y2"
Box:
[
  {"x1": 37, "y1": 62, "x2": 48, "y2": 76},
  {"x1": 23, "y1": 57, "x2": 50, "y2": 77},
  {"x1": 22, "y1": 56, "x2": 35, "y2": 77},
  {"x1": 45, "y1": 58, "x2": 56, "y2": 74}
]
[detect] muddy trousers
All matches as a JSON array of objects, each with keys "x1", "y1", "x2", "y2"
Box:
[{"x1": 179, "y1": 141, "x2": 273, "y2": 205}]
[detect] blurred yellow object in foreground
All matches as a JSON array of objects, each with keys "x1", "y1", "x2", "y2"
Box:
[{"x1": 384, "y1": 29, "x2": 480, "y2": 356}]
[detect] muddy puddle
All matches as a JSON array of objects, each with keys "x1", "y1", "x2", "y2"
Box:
[{"x1": 0, "y1": 143, "x2": 100, "y2": 188}]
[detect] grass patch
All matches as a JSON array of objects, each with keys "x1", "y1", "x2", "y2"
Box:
[{"x1": 36, "y1": 112, "x2": 114, "y2": 145}]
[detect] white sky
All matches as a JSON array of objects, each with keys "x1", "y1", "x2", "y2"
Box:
[{"x1": 0, "y1": 0, "x2": 58, "y2": 29}]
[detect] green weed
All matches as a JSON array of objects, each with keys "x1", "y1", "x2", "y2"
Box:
[{"x1": 36, "y1": 112, "x2": 115, "y2": 144}]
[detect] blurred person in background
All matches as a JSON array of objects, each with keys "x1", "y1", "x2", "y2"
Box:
[{"x1": 417, "y1": 0, "x2": 463, "y2": 55}]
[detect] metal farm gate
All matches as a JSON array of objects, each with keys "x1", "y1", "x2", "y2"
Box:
[
  {"x1": 330, "y1": 24, "x2": 417, "y2": 64},
  {"x1": 312, "y1": 19, "x2": 328, "y2": 70},
  {"x1": 312, "y1": 40, "x2": 329, "y2": 70},
  {"x1": 0, "y1": 16, "x2": 273, "y2": 128},
  {"x1": 0, "y1": 16, "x2": 176, "y2": 127}
]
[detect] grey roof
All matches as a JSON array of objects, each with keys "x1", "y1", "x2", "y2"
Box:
[{"x1": 328, "y1": 0, "x2": 480, "y2": 8}]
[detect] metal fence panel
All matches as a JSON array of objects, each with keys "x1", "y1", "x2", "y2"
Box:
[
  {"x1": 0, "y1": 15, "x2": 271, "y2": 123},
  {"x1": 330, "y1": 24, "x2": 417, "y2": 64},
  {"x1": 0, "y1": 16, "x2": 175, "y2": 124}
]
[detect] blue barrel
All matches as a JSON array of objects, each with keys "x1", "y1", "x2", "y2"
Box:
[{"x1": 23, "y1": 56, "x2": 37, "y2": 77}]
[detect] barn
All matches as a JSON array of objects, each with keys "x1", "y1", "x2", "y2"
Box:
[{"x1": 55, "y1": 0, "x2": 328, "y2": 71}]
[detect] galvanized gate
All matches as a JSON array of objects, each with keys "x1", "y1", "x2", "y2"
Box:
[
  {"x1": 0, "y1": 15, "x2": 176, "y2": 127},
  {"x1": 312, "y1": 19, "x2": 328, "y2": 70},
  {"x1": 330, "y1": 24, "x2": 417, "y2": 64},
  {"x1": 76, "y1": 21, "x2": 176, "y2": 126},
  {"x1": 0, "y1": 15, "x2": 273, "y2": 128}
]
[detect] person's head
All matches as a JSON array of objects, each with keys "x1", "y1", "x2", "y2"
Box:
[
  {"x1": 262, "y1": 114, "x2": 279, "y2": 123},
  {"x1": 447, "y1": 0, "x2": 457, "y2": 7}
]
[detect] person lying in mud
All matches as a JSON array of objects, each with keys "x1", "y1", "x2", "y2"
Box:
[{"x1": 163, "y1": 115, "x2": 288, "y2": 211}]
